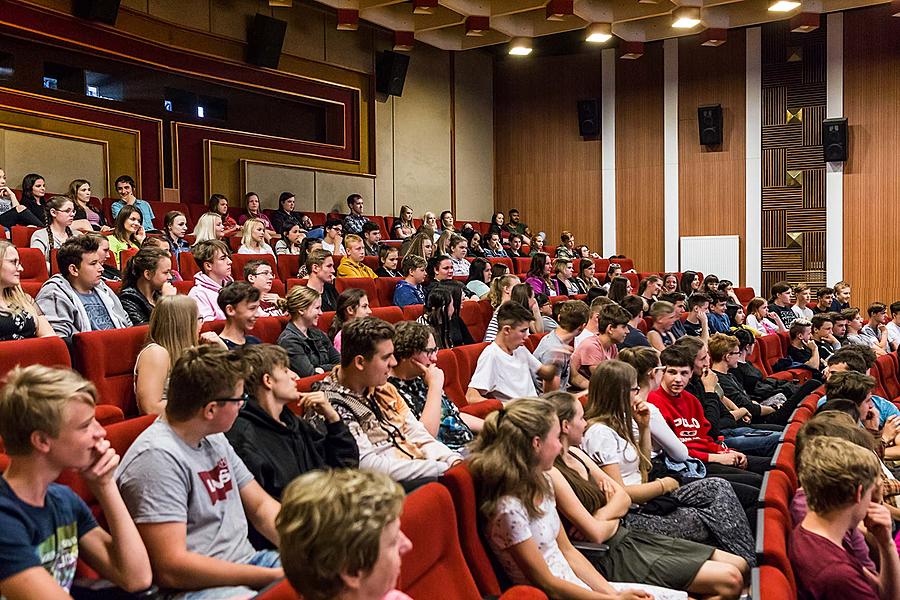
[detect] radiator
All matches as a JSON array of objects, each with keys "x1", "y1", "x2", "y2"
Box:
[{"x1": 680, "y1": 235, "x2": 740, "y2": 284}]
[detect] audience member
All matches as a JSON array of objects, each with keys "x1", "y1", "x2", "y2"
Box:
[
  {"x1": 706, "y1": 292, "x2": 731, "y2": 334},
  {"x1": 329, "y1": 288, "x2": 372, "y2": 351},
  {"x1": 238, "y1": 218, "x2": 275, "y2": 256},
  {"x1": 638, "y1": 275, "x2": 662, "y2": 306},
  {"x1": 619, "y1": 295, "x2": 651, "y2": 349},
  {"x1": 608, "y1": 276, "x2": 632, "y2": 304},
  {"x1": 813, "y1": 286, "x2": 834, "y2": 314},
  {"x1": 466, "y1": 257, "x2": 491, "y2": 299},
  {"x1": 556, "y1": 231, "x2": 577, "y2": 260},
  {"x1": 274, "y1": 222, "x2": 305, "y2": 255},
  {"x1": 447, "y1": 234, "x2": 470, "y2": 276},
  {"x1": 830, "y1": 281, "x2": 852, "y2": 312},
  {"x1": 36, "y1": 236, "x2": 130, "y2": 338},
  {"x1": 295, "y1": 237, "x2": 322, "y2": 278},
  {"x1": 187, "y1": 239, "x2": 233, "y2": 322},
  {"x1": 361, "y1": 221, "x2": 381, "y2": 257},
  {"x1": 110, "y1": 175, "x2": 154, "y2": 227},
  {"x1": 553, "y1": 258, "x2": 578, "y2": 296},
  {"x1": 315, "y1": 317, "x2": 462, "y2": 489},
  {"x1": 503, "y1": 207, "x2": 531, "y2": 243},
  {"x1": 660, "y1": 291, "x2": 688, "y2": 340},
  {"x1": 423, "y1": 254, "x2": 454, "y2": 299},
  {"x1": 30, "y1": 195, "x2": 79, "y2": 269},
  {"x1": 887, "y1": 301, "x2": 900, "y2": 352},
  {"x1": 305, "y1": 248, "x2": 339, "y2": 311},
  {"x1": 0, "y1": 365, "x2": 152, "y2": 598},
  {"x1": 574, "y1": 296, "x2": 611, "y2": 348},
  {"x1": 661, "y1": 273, "x2": 679, "y2": 294},
  {"x1": 858, "y1": 302, "x2": 890, "y2": 354},
  {"x1": 571, "y1": 304, "x2": 630, "y2": 382},
  {"x1": 401, "y1": 231, "x2": 434, "y2": 261},
  {"x1": 483, "y1": 275, "x2": 526, "y2": 342},
  {"x1": 483, "y1": 231, "x2": 508, "y2": 258},
  {"x1": 533, "y1": 300, "x2": 591, "y2": 392},
  {"x1": 107, "y1": 205, "x2": 146, "y2": 268},
  {"x1": 811, "y1": 313, "x2": 839, "y2": 362},
  {"x1": 507, "y1": 233, "x2": 526, "y2": 258},
  {"x1": 216, "y1": 282, "x2": 262, "y2": 349},
  {"x1": 573, "y1": 258, "x2": 600, "y2": 293},
  {"x1": 0, "y1": 168, "x2": 41, "y2": 227},
  {"x1": 321, "y1": 218, "x2": 345, "y2": 256},
  {"x1": 238, "y1": 192, "x2": 275, "y2": 234},
  {"x1": 119, "y1": 246, "x2": 177, "y2": 325},
  {"x1": 342, "y1": 194, "x2": 370, "y2": 234},
  {"x1": 467, "y1": 230, "x2": 485, "y2": 258},
  {"x1": 745, "y1": 296, "x2": 785, "y2": 335},
  {"x1": 525, "y1": 252, "x2": 557, "y2": 296},
  {"x1": 679, "y1": 271, "x2": 701, "y2": 295},
  {"x1": 791, "y1": 283, "x2": 813, "y2": 319},
  {"x1": 647, "y1": 300, "x2": 678, "y2": 350},
  {"x1": 208, "y1": 193, "x2": 240, "y2": 237},
  {"x1": 392, "y1": 204, "x2": 415, "y2": 239},
  {"x1": 337, "y1": 234, "x2": 377, "y2": 278},
  {"x1": 536, "y1": 293, "x2": 558, "y2": 330},
  {"x1": 435, "y1": 229, "x2": 453, "y2": 256},
  {"x1": 277, "y1": 285, "x2": 339, "y2": 377},
  {"x1": 767, "y1": 281, "x2": 797, "y2": 328},
  {"x1": 393, "y1": 255, "x2": 427, "y2": 308},
  {"x1": 117, "y1": 346, "x2": 284, "y2": 597},
  {"x1": 0, "y1": 240, "x2": 53, "y2": 340},
  {"x1": 843, "y1": 307, "x2": 868, "y2": 347},
  {"x1": 787, "y1": 319, "x2": 823, "y2": 372},
  {"x1": 438, "y1": 210, "x2": 455, "y2": 235},
  {"x1": 702, "y1": 274, "x2": 719, "y2": 296},
  {"x1": 269, "y1": 192, "x2": 303, "y2": 236},
  {"x1": 244, "y1": 259, "x2": 284, "y2": 317},
  {"x1": 162, "y1": 210, "x2": 191, "y2": 264}
]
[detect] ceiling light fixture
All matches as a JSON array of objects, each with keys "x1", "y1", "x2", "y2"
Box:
[
  {"x1": 546, "y1": 0, "x2": 574, "y2": 21},
  {"x1": 465, "y1": 15, "x2": 490, "y2": 36},
  {"x1": 672, "y1": 6, "x2": 701, "y2": 28},
  {"x1": 336, "y1": 9, "x2": 359, "y2": 30},
  {"x1": 508, "y1": 37, "x2": 533, "y2": 56},
  {"x1": 585, "y1": 22, "x2": 612, "y2": 43},
  {"x1": 769, "y1": 1, "x2": 801, "y2": 12},
  {"x1": 700, "y1": 28, "x2": 727, "y2": 46},
  {"x1": 790, "y1": 12, "x2": 820, "y2": 32},
  {"x1": 412, "y1": 0, "x2": 438, "y2": 15}
]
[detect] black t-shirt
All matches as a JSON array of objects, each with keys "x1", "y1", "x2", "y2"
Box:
[
  {"x1": 787, "y1": 344, "x2": 811, "y2": 365},
  {"x1": 619, "y1": 325, "x2": 651, "y2": 349},
  {"x1": 0, "y1": 309, "x2": 37, "y2": 341},
  {"x1": 769, "y1": 303, "x2": 797, "y2": 328},
  {"x1": 683, "y1": 319, "x2": 703, "y2": 337}
]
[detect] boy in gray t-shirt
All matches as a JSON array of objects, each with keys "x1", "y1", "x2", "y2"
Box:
[{"x1": 116, "y1": 346, "x2": 283, "y2": 598}]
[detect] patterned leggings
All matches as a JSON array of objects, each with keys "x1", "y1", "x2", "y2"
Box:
[{"x1": 622, "y1": 477, "x2": 756, "y2": 567}]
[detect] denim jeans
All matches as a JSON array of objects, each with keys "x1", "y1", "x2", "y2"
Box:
[
  {"x1": 167, "y1": 550, "x2": 281, "y2": 600},
  {"x1": 721, "y1": 426, "x2": 780, "y2": 457}
]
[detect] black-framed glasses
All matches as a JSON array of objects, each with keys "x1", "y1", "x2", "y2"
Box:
[
  {"x1": 727, "y1": 350, "x2": 742, "y2": 356},
  {"x1": 215, "y1": 392, "x2": 249, "y2": 404},
  {"x1": 423, "y1": 347, "x2": 439, "y2": 356}
]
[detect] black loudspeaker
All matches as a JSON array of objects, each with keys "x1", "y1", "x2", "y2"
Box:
[
  {"x1": 698, "y1": 104, "x2": 723, "y2": 146},
  {"x1": 73, "y1": 0, "x2": 121, "y2": 25},
  {"x1": 823, "y1": 118, "x2": 848, "y2": 162},
  {"x1": 247, "y1": 14, "x2": 287, "y2": 69},
  {"x1": 577, "y1": 99, "x2": 600, "y2": 137},
  {"x1": 376, "y1": 51, "x2": 410, "y2": 97}
]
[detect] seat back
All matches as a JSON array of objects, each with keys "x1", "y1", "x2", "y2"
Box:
[
  {"x1": 755, "y1": 506, "x2": 796, "y2": 596},
  {"x1": 759, "y1": 468, "x2": 794, "y2": 520},
  {"x1": 335, "y1": 278, "x2": 379, "y2": 307},
  {"x1": 17, "y1": 247, "x2": 48, "y2": 282},
  {"x1": 371, "y1": 306, "x2": 404, "y2": 324},
  {"x1": 757, "y1": 335, "x2": 785, "y2": 375},
  {"x1": 277, "y1": 254, "x2": 301, "y2": 283},
  {"x1": 437, "y1": 349, "x2": 467, "y2": 408},
  {"x1": 72, "y1": 326, "x2": 149, "y2": 416},
  {"x1": 10, "y1": 225, "x2": 40, "y2": 247},
  {"x1": 231, "y1": 253, "x2": 285, "y2": 295},
  {"x1": 402, "y1": 304, "x2": 425, "y2": 321},
  {"x1": 178, "y1": 251, "x2": 200, "y2": 281},
  {"x1": 254, "y1": 580, "x2": 302, "y2": 600},
  {"x1": 374, "y1": 277, "x2": 400, "y2": 307},
  {"x1": 0, "y1": 336, "x2": 71, "y2": 381},
  {"x1": 452, "y1": 342, "x2": 489, "y2": 388},
  {"x1": 771, "y1": 442, "x2": 798, "y2": 490},
  {"x1": 755, "y1": 565, "x2": 794, "y2": 600},
  {"x1": 251, "y1": 316, "x2": 289, "y2": 344},
  {"x1": 148, "y1": 201, "x2": 190, "y2": 229},
  {"x1": 460, "y1": 301, "x2": 488, "y2": 343},
  {"x1": 399, "y1": 483, "x2": 483, "y2": 599},
  {"x1": 875, "y1": 353, "x2": 900, "y2": 401},
  {"x1": 734, "y1": 287, "x2": 756, "y2": 306}
]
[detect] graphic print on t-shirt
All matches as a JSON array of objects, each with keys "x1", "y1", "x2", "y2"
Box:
[
  {"x1": 198, "y1": 458, "x2": 234, "y2": 504},
  {"x1": 674, "y1": 417, "x2": 700, "y2": 438},
  {"x1": 36, "y1": 521, "x2": 79, "y2": 591}
]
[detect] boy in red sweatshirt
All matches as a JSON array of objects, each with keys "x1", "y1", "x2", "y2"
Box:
[{"x1": 649, "y1": 345, "x2": 763, "y2": 520}]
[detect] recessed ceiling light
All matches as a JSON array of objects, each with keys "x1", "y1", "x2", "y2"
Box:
[
  {"x1": 769, "y1": 1, "x2": 801, "y2": 12},
  {"x1": 585, "y1": 23, "x2": 612, "y2": 43},
  {"x1": 672, "y1": 6, "x2": 701, "y2": 28},
  {"x1": 509, "y1": 37, "x2": 533, "y2": 56}
]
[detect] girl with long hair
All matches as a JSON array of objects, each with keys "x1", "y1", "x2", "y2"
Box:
[
  {"x1": 647, "y1": 301, "x2": 679, "y2": 351},
  {"x1": 376, "y1": 245, "x2": 401, "y2": 278},
  {"x1": 580, "y1": 358, "x2": 755, "y2": 564},
  {"x1": 511, "y1": 282, "x2": 545, "y2": 335},
  {"x1": 107, "y1": 205, "x2": 146, "y2": 268},
  {"x1": 423, "y1": 254, "x2": 453, "y2": 298},
  {"x1": 468, "y1": 397, "x2": 669, "y2": 600},
  {"x1": 269, "y1": 191, "x2": 303, "y2": 235},
  {"x1": 483, "y1": 274, "x2": 522, "y2": 342},
  {"x1": 467, "y1": 230, "x2": 485, "y2": 258},
  {"x1": 0, "y1": 168, "x2": 41, "y2": 227},
  {"x1": 574, "y1": 259, "x2": 600, "y2": 294},
  {"x1": 745, "y1": 297, "x2": 784, "y2": 335},
  {"x1": 276, "y1": 285, "x2": 340, "y2": 377},
  {"x1": 487, "y1": 211, "x2": 504, "y2": 237},
  {"x1": 238, "y1": 218, "x2": 275, "y2": 256},
  {"x1": 275, "y1": 223, "x2": 305, "y2": 255},
  {"x1": 402, "y1": 232, "x2": 435, "y2": 261},
  {"x1": 525, "y1": 252, "x2": 557, "y2": 297},
  {"x1": 436, "y1": 228, "x2": 454, "y2": 257},
  {"x1": 418, "y1": 286, "x2": 454, "y2": 350},
  {"x1": 679, "y1": 271, "x2": 701, "y2": 296},
  {"x1": 466, "y1": 258, "x2": 491, "y2": 300},
  {"x1": 546, "y1": 391, "x2": 748, "y2": 599},
  {"x1": 134, "y1": 294, "x2": 224, "y2": 415},
  {"x1": 392, "y1": 204, "x2": 415, "y2": 240},
  {"x1": 162, "y1": 210, "x2": 191, "y2": 265},
  {"x1": 208, "y1": 193, "x2": 240, "y2": 237},
  {"x1": 295, "y1": 237, "x2": 322, "y2": 278},
  {"x1": 328, "y1": 288, "x2": 372, "y2": 351},
  {"x1": 68, "y1": 179, "x2": 109, "y2": 233},
  {"x1": 607, "y1": 276, "x2": 632, "y2": 304},
  {"x1": 0, "y1": 239, "x2": 53, "y2": 340},
  {"x1": 661, "y1": 273, "x2": 679, "y2": 295},
  {"x1": 19, "y1": 172, "x2": 46, "y2": 223},
  {"x1": 192, "y1": 212, "x2": 225, "y2": 244},
  {"x1": 238, "y1": 191, "x2": 276, "y2": 238},
  {"x1": 119, "y1": 247, "x2": 177, "y2": 325},
  {"x1": 30, "y1": 195, "x2": 78, "y2": 271}
]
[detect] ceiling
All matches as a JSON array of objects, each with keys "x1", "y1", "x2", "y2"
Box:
[{"x1": 306, "y1": 0, "x2": 891, "y2": 51}]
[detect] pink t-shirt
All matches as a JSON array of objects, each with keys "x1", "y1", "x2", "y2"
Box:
[
  {"x1": 789, "y1": 525, "x2": 879, "y2": 600},
  {"x1": 570, "y1": 337, "x2": 618, "y2": 380}
]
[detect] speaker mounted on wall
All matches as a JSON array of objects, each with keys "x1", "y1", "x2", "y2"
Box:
[
  {"x1": 376, "y1": 51, "x2": 410, "y2": 97},
  {"x1": 247, "y1": 14, "x2": 287, "y2": 69},
  {"x1": 698, "y1": 104, "x2": 723, "y2": 146},
  {"x1": 577, "y1": 99, "x2": 600, "y2": 138},
  {"x1": 73, "y1": 0, "x2": 121, "y2": 25},
  {"x1": 822, "y1": 118, "x2": 848, "y2": 162}
]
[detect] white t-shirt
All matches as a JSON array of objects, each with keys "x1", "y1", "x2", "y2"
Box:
[
  {"x1": 886, "y1": 321, "x2": 900, "y2": 351},
  {"x1": 581, "y1": 422, "x2": 642, "y2": 486},
  {"x1": 468, "y1": 343, "x2": 541, "y2": 401},
  {"x1": 574, "y1": 328, "x2": 594, "y2": 349},
  {"x1": 321, "y1": 240, "x2": 345, "y2": 255},
  {"x1": 792, "y1": 305, "x2": 813, "y2": 320}
]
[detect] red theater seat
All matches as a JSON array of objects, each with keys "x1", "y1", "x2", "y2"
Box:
[
  {"x1": 0, "y1": 336, "x2": 71, "y2": 381},
  {"x1": 72, "y1": 326, "x2": 149, "y2": 416},
  {"x1": 452, "y1": 342, "x2": 489, "y2": 387},
  {"x1": 759, "y1": 468, "x2": 794, "y2": 520},
  {"x1": 771, "y1": 442, "x2": 798, "y2": 490},
  {"x1": 755, "y1": 506, "x2": 796, "y2": 597},
  {"x1": 374, "y1": 277, "x2": 400, "y2": 307},
  {"x1": 402, "y1": 304, "x2": 424, "y2": 321},
  {"x1": 460, "y1": 301, "x2": 489, "y2": 343},
  {"x1": 17, "y1": 247, "x2": 48, "y2": 282},
  {"x1": 436, "y1": 349, "x2": 467, "y2": 408},
  {"x1": 10, "y1": 225, "x2": 39, "y2": 247},
  {"x1": 277, "y1": 254, "x2": 301, "y2": 283},
  {"x1": 372, "y1": 306, "x2": 404, "y2": 324},
  {"x1": 250, "y1": 316, "x2": 288, "y2": 344},
  {"x1": 179, "y1": 252, "x2": 200, "y2": 281},
  {"x1": 875, "y1": 353, "x2": 900, "y2": 401},
  {"x1": 231, "y1": 253, "x2": 285, "y2": 296},
  {"x1": 335, "y1": 277, "x2": 379, "y2": 306},
  {"x1": 755, "y1": 565, "x2": 794, "y2": 600},
  {"x1": 317, "y1": 311, "x2": 335, "y2": 334},
  {"x1": 148, "y1": 202, "x2": 191, "y2": 229},
  {"x1": 734, "y1": 287, "x2": 756, "y2": 306},
  {"x1": 514, "y1": 257, "x2": 531, "y2": 275}
]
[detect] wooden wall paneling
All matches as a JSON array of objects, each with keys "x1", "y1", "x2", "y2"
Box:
[
  {"x1": 760, "y1": 22, "x2": 827, "y2": 296},
  {"x1": 494, "y1": 53, "x2": 603, "y2": 254},
  {"x1": 615, "y1": 42, "x2": 664, "y2": 272},
  {"x1": 677, "y1": 30, "x2": 747, "y2": 284},
  {"x1": 843, "y1": 5, "x2": 900, "y2": 309}
]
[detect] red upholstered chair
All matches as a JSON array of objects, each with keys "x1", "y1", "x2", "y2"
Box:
[
  {"x1": 754, "y1": 565, "x2": 794, "y2": 600},
  {"x1": 622, "y1": 272, "x2": 639, "y2": 289},
  {"x1": 10, "y1": 225, "x2": 40, "y2": 247},
  {"x1": 437, "y1": 349, "x2": 467, "y2": 408},
  {"x1": 173, "y1": 280, "x2": 194, "y2": 295},
  {"x1": 232, "y1": 253, "x2": 285, "y2": 296},
  {"x1": 402, "y1": 304, "x2": 424, "y2": 321},
  {"x1": 755, "y1": 506, "x2": 796, "y2": 597},
  {"x1": 72, "y1": 326, "x2": 150, "y2": 416},
  {"x1": 375, "y1": 277, "x2": 400, "y2": 307},
  {"x1": 486, "y1": 257, "x2": 514, "y2": 272},
  {"x1": 875, "y1": 353, "x2": 900, "y2": 401},
  {"x1": 0, "y1": 336, "x2": 71, "y2": 381},
  {"x1": 95, "y1": 405, "x2": 125, "y2": 426},
  {"x1": 770, "y1": 442, "x2": 798, "y2": 490},
  {"x1": 335, "y1": 277, "x2": 379, "y2": 307},
  {"x1": 21, "y1": 281, "x2": 42, "y2": 297},
  {"x1": 317, "y1": 311, "x2": 335, "y2": 334},
  {"x1": 452, "y1": 342, "x2": 489, "y2": 388},
  {"x1": 277, "y1": 254, "x2": 301, "y2": 283},
  {"x1": 254, "y1": 580, "x2": 302, "y2": 600},
  {"x1": 616, "y1": 258, "x2": 634, "y2": 272},
  {"x1": 296, "y1": 372, "x2": 328, "y2": 393},
  {"x1": 524, "y1": 332, "x2": 547, "y2": 353},
  {"x1": 734, "y1": 287, "x2": 756, "y2": 307},
  {"x1": 148, "y1": 202, "x2": 190, "y2": 229},
  {"x1": 362, "y1": 256, "x2": 380, "y2": 271},
  {"x1": 17, "y1": 247, "x2": 49, "y2": 282},
  {"x1": 0, "y1": 453, "x2": 8, "y2": 471},
  {"x1": 250, "y1": 316, "x2": 288, "y2": 344},
  {"x1": 759, "y1": 468, "x2": 794, "y2": 520},
  {"x1": 286, "y1": 278, "x2": 308, "y2": 291},
  {"x1": 186, "y1": 202, "x2": 209, "y2": 226},
  {"x1": 178, "y1": 251, "x2": 200, "y2": 281},
  {"x1": 371, "y1": 306, "x2": 404, "y2": 324},
  {"x1": 513, "y1": 257, "x2": 531, "y2": 275},
  {"x1": 228, "y1": 237, "x2": 242, "y2": 252},
  {"x1": 460, "y1": 301, "x2": 488, "y2": 343}
]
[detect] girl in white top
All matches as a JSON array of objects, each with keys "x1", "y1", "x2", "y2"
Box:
[
  {"x1": 192, "y1": 212, "x2": 225, "y2": 244},
  {"x1": 237, "y1": 218, "x2": 275, "y2": 256},
  {"x1": 468, "y1": 397, "x2": 668, "y2": 600},
  {"x1": 30, "y1": 195, "x2": 79, "y2": 271},
  {"x1": 745, "y1": 297, "x2": 785, "y2": 335}
]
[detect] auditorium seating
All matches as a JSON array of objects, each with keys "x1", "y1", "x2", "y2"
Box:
[
  {"x1": 374, "y1": 277, "x2": 400, "y2": 307},
  {"x1": 0, "y1": 335, "x2": 71, "y2": 380},
  {"x1": 231, "y1": 253, "x2": 286, "y2": 296},
  {"x1": 72, "y1": 326, "x2": 149, "y2": 415},
  {"x1": 18, "y1": 247, "x2": 48, "y2": 283},
  {"x1": 755, "y1": 506, "x2": 797, "y2": 597},
  {"x1": 335, "y1": 277, "x2": 379, "y2": 306}
]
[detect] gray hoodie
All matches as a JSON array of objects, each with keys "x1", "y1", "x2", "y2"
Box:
[{"x1": 36, "y1": 274, "x2": 131, "y2": 339}]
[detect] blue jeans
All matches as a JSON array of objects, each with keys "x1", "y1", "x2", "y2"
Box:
[
  {"x1": 721, "y1": 426, "x2": 780, "y2": 457},
  {"x1": 168, "y1": 550, "x2": 281, "y2": 599}
]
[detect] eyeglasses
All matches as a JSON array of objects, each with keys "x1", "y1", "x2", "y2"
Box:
[
  {"x1": 630, "y1": 386, "x2": 641, "y2": 392},
  {"x1": 423, "y1": 347, "x2": 439, "y2": 356},
  {"x1": 727, "y1": 350, "x2": 742, "y2": 356},
  {"x1": 254, "y1": 269, "x2": 274, "y2": 277},
  {"x1": 215, "y1": 392, "x2": 249, "y2": 404}
]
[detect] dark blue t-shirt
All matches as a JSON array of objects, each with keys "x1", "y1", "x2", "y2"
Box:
[
  {"x1": 221, "y1": 335, "x2": 261, "y2": 350},
  {"x1": 0, "y1": 478, "x2": 98, "y2": 590}
]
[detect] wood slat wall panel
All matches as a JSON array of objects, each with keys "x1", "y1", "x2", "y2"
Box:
[
  {"x1": 494, "y1": 53, "x2": 603, "y2": 253},
  {"x1": 843, "y1": 5, "x2": 900, "y2": 308},
  {"x1": 677, "y1": 30, "x2": 747, "y2": 283},
  {"x1": 616, "y1": 42, "x2": 664, "y2": 271}
]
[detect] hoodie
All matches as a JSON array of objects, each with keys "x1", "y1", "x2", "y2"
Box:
[
  {"x1": 187, "y1": 273, "x2": 232, "y2": 322},
  {"x1": 35, "y1": 274, "x2": 131, "y2": 339}
]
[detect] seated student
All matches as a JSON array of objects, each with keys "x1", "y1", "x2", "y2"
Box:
[
  {"x1": 418, "y1": 281, "x2": 474, "y2": 349},
  {"x1": 745, "y1": 296, "x2": 785, "y2": 335},
  {"x1": 503, "y1": 207, "x2": 531, "y2": 243},
  {"x1": 702, "y1": 274, "x2": 719, "y2": 296},
  {"x1": 858, "y1": 302, "x2": 890, "y2": 354},
  {"x1": 553, "y1": 258, "x2": 579, "y2": 297},
  {"x1": 191, "y1": 212, "x2": 225, "y2": 245},
  {"x1": 843, "y1": 306, "x2": 870, "y2": 347},
  {"x1": 162, "y1": 210, "x2": 191, "y2": 266},
  {"x1": 295, "y1": 238, "x2": 322, "y2": 279},
  {"x1": 682, "y1": 292, "x2": 711, "y2": 340},
  {"x1": 466, "y1": 257, "x2": 491, "y2": 299},
  {"x1": 277, "y1": 285, "x2": 340, "y2": 377},
  {"x1": 659, "y1": 291, "x2": 688, "y2": 340},
  {"x1": 466, "y1": 230, "x2": 486, "y2": 258},
  {"x1": 887, "y1": 301, "x2": 900, "y2": 352},
  {"x1": 226, "y1": 343, "x2": 358, "y2": 508},
  {"x1": 0, "y1": 365, "x2": 152, "y2": 599},
  {"x1": 555, "y1": 230, "x2": 577, "y2": 260},
  {"x1": 468, "y1": 398, "x2": 676, "y2": 600},
  {"x1": 110, "y1": 175, "x2": 154, "y2": 227},
  {"x1": 536, "y1": 293, "x2": 559, "y2": 331},
  {"x1": 813, "y1": 286, "x2": 835, "y2": 314},
  {"x1": 237, "y1": 218, "x2": 275, "y2": 256},
  {"x1": 547, "y1": 391, "x2": 750, "y2": 598},
  {"x1": 274, "y1": 222, "x2": 305, "y2": 255},
  {"x1": 525, "y1": 252, "x2": 557, "y2": 297},
  {"x1": 787, "y1": 319, "x2": 824, "y2": 372},
  {"x1": 337, "y1": 234, "x2": 377, "y2": 279},
  {"x1": 533, "y1": 300, "x2": 591, "y2": 392},
  {"x1": 483, "y1": 231, "x2": 508, "y2": 258},
  {"x1": 0, "y1": 240, "x2": 54, "y2": 340},
  {"x1": 29, "y1": 195, "x2": 79, "y2": 271},
  {"x1": 321, "y1": 218, "x2": 345, "y2": 256},
  {"x1": 276, "y1": 470, "x2": 412, "y2": 600},
  {"x1": 119, "y1": 246, "x2": 177, "y2": 325},
  {"x1": 376, "y1": 245, "x2": 402, "y2": 277},
  {"x1": 243, "y1": 259, "x2": 284, "y2": 317},
  {"x1": 726, "y1": 302, "x2": 756, "y2": 338},
  {"x1": 238, "y1": 192, "x2": 275, "y2": 234},
  {"x1": 466, "y1": 302, "x2": 560, "y2": 403},
  {"x1": 0, "y1": 167, "x2": 42, "y2": 228},
  {"x1": 106, "y1": 205, "x2": 146, "y2": 269},
  {"x1": 572, "y1": 258, "x2": 600, "y2": 294},
  {"x1": 791, "y1": 283, "x2": 814, "y2": 319},
  {"x1": 305, "y1": 248, "x2": 339, "y2": 312},
  {"x1": 269, "y1": 192, "x2": 303, "y2": 237},
  {"x1": 18, "y1": 173, "x2": 47, "y2": 224},
  {"x1": 391, "y1": 205, "x2": 415, "y2": 240},
  {"x1": 789, "y1": 436, "x2": 900, "y2": 600},
  {"x1": 816, "y1": 353, "x2": 900, "y2": 431},
  {"x1": 342, "y1": 193, "x2": 370, "y2": 235},
  {"x1": 447, "y1": 234, "x2": 470, "y2": 276},
  {"x1": 216, "y1": 282, "x2": 262, "y2": 350},
  {"x1": 647, "y1": 300, "x2": 679, "y2": 350},
  {"x1": 389, "y1": 321, "x2": 479, "y2": 451},
  {"x1": 638, "y1": 275, "x2": 662, "y2": 307},
  {"x1": 117, "y1": 346, "x2": 283, "y2": 597},
  {"x1": 329, "y1": 288, "x2": 372, "y2": 352},
  {"x1": 208, "y1": 193, "x2": 240, "y2": 237},
  {"x1": 187, "y1": 239, "x2": 234, "y2": 322},
  {"x1": 717, "y1": 280, "x2": 741, "y2": 307},
  {"x1": 36, "y1": 236, "x2": 131, "y2": 338},
  {"x1": 506, "y1": 233, "x2": 526, "y2": 258},
  {"x1": 361, "y1": 221, "x2": 381, "y2": 257},
  {"x1": 812, "y1": 313, "x2": 840, "y2": 363},
  {"x1": 706, "y1": 292, "x2": 732, "y2": 334},
  {"x1": 607, "y1": 276, "x2": 632, "y2": 304},
  {"x1": 830, "y1": 280, "x2": 852, "y2": 312},
  {"x1": 315, "y1": 317, "x2": 462, "y2": 489},
  {"x1": 483, "y1": 275, "x2": 523, "y2": 341},
  {"x1": 393, "y1": 255, "x2": 427, "y2": 307},
  {"x1": 618, "y1": 295, "x2": 651, "y2": 349},
  {"x1": 570, "y1": 304, "x2": 630, "y2": 382},
  {"x1": 422, "y1": 254, "x2": 455, "y2": 299}
]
